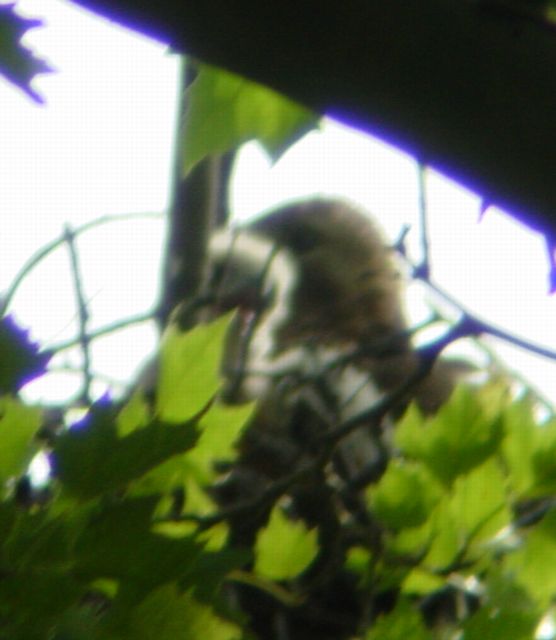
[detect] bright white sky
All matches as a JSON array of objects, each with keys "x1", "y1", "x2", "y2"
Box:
[{"x1": 2, "y1": 0, "x2": 555, "y2": 408}]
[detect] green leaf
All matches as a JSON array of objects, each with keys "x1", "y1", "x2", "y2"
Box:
[
  {"x1": 463, "y1": 570, "x2": 540, "y2": 640},
  {"x1": 75, "y1": 496, "x2": 202, "y2": 598},
  {"x1": 424, "y1": 459, "x2": 511, "y2": 569},
  {"x1": 390, "y1": 519, "x2": 434, "y2": 557},
  {"x1": 370, "y1": 461, "x2": 442, "y2": 531},
  {"x1": 135, "y1": 401, "x2": 252, "y2": 538},
  {"x1": 122, "y1": 584, "x2": 241, "y2": 640},
  {"x1": 0, "y1": 509, "x2": 87, "y2": 634},
  {"x1": 418, "y1": 502, "x2": 460, "y2": 570},
  {"x1": 401, "y1": 568, "x2": 445, "y2": 596},
  {"x1": 0, "y1": 569, "x2": 83, "y2": 639},
  {"x1": 54, "y1": 400, "x2": 200, "y2": 499},
  {"x1": 447, "y1": 458, "x2": 511, "y2": 546},
  {"x1": 501, "y1": 394, "x2": 542, "y2": 496},
  {"x1": 156, "y1": 315, "x2": 231, "y2": 423},
  {"x1": 0, "y1": 500, "x2": 17, "y2": 541},
  {"x1": 345, "y1": 546, "x2": 372, "y2": 572},
  {"x1": 116, "y1": 390, "x2": 151, "y2": 436},
  {"x1": 183, "y1": 63, "x2": 318, "y2": 173},
  {"x1": 4, "y1": 510, "x2": 75, "y2": 570},
  {"x1": 506, "y1": 508, "x2": 556, "y2": 606},
  {"x1": 530, "y1": 417, "x2": 556, "y2": 494},
  {"x1": 395, "y1": 385, "x2": 505, "y2": 486},
  {"x1": 500, "y1": 396, "x2": 556, "y2": 496},
  {"x1": 0, "y1": 315, "x2": 51, "y2": 393},
  {"x1": 463, "y1": 606, "x2": 538, "y2": 640},
  {"x1": 184, "y1": 400, "x2": 254, "y2": 484},
  {"x1": 0, "y1": 395, "x2": 41, "y2": 484},
  {"x1": 183, "y1": 547, "x2": 251, "y2": 602},
  {"x1": 0, "y1": 5, "x2": 52, "y2": 103},
  {"x1": 255, "y1": 506, "x2": 319, "y2": 580},
  {"x1": 365, "y1": 598, "x2": 433, "y2": 640}
]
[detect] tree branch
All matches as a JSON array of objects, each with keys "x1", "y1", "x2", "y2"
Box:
[
  {"x1": 160, "y1": 61, "x2": 235, "y2": 325},
  {"x1": 414, "y1": 271, "x2": 556, "y2": 362},
  {"x1": 44, "y1": 308, "x2": 156, "y2": 356},
  {"x1": 64, "y1": 225, "x2": 93, "y2": 404},
  {"x1": 0, "y1": 212, "x2": 161, "y2": 316}
]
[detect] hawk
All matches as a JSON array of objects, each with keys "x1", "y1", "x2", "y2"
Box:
[
  {"x1": 205, "y1": 197, "x2": 461, "y2": 413},
  {"x1": 169, "y1": 197, "x2": 470, "y2": 639}
]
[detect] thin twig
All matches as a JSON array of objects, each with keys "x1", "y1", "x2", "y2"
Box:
[
  {"x1": 416, "y1": 162, "x2": 431, "y2": 279},
  {"x1": 160, "y1": 59, "x2": 235, "y2": 324},
  {"x1": 322, "y1": 320, "x2": 472, "y2": 444},
  {"x1": 166, "y1": 456, "x2": 321, "y2": 530},
  {"x1": 44, "y1": 308, "x2": 157, "y2": 355},
  {"x1": 64, "y1": 225, "x2": 93, "y2": 404},
  {"x1": 414, "y1": 271, "x2": 556, "y2": 361},
  {"x1": 470, "y1": 337, "x2": 555, "y2": 413},
  {"x1": 0, "y1": 212, "x2": 162, "y2": 315},
  {"x1": 166, "y1": 323, "x2": 470, "y2": 533},
  {"x1": 45, "y1": 364, "x2": 129, "y2": 391},
  {"x1": 224, "y1": 243, "x2": 281, "y2": 400},
  {"x1": 231, "y1": 313, "x2": 444, "y2": 391},
  {"x1": 405, "y1": 165, "x2": 556, "y2": 362}
]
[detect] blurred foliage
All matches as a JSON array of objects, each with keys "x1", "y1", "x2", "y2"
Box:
[
  {"x1": 254, "y1": 506, "x2": 319, "y2": 581},
  {"x1": 182, "y1": 63, "x2": 319, "y2": 174},
  {"x1": 1, "y1": 15, "x2": 555, "y2": 636},
  {"x1": 0, "y1": 313, "x2": 554, "y2": 638},
  {"x1": 0, "y1": 316, "x2": 51, "y2": 394},
  {"x1": 0, "y1": 4, "x2": 52, "y2": 103},
  {"x1": 0, "y1": 315, "x2": 249, "y2": 639}
]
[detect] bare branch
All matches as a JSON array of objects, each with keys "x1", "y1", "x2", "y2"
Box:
[
  {"x1": 64, "y1": 225, "x2": 93, "y2": 404},
  {"x1": 323, "y1": 320, "x2": 472, "y2": 444},
  {"x1": 160, "y1": 60, "x2": 235, "y2": 325},
  {"x1": 44, "y1": 308, "x2": 157, "y2": 355},
  {"x1": 416, "y1": 162, "x2": 431, "y2": 280},
  {"x1": 223, "y1": 244, "x2": 281, "y2": 401},
  {"x1": 0, "y1": 212, "x2": 161, "y2": 315},
  {"x1": 415, "y1": 271, "x2": 556, "y2": 362}
]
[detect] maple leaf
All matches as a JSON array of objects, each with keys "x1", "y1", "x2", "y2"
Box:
[
  {"x1": 0, "y1": 315, "x2": 51, "y2": 393},
  {"x1": 0, "y1": 4, "x2": 53, "y2": 103}
]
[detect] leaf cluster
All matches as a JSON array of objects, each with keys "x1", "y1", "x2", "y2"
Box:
[
  {"x1": 362, "y1": 383, "x2": 556, "y2": 639},
  {"x1": 0, "y1": 310, "x2": 555, "y2": 639},
  {"x1": 0, "y1": 315, "x2": 252, "y2": 639},
  {"x1": 0, "y1": 4, "x2": 52, "y2": 103},
  {"x1": 2, "y1": 42, "x2": 555, "y2": 638}
]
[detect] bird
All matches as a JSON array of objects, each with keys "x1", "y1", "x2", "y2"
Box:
[
  {"x1": 203, "y1": 197, "x2": 463, "y2": 414},
  {"x1": 178, "y1": 197, "x2": 472, "y2": 640},
  {"x1": 174, "y1": 197, "x2": 471, "y2": 512}
]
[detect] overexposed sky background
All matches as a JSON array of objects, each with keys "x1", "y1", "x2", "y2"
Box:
[{"x1": 2, "y1": 0, "x2": 555, "y2": 407}]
